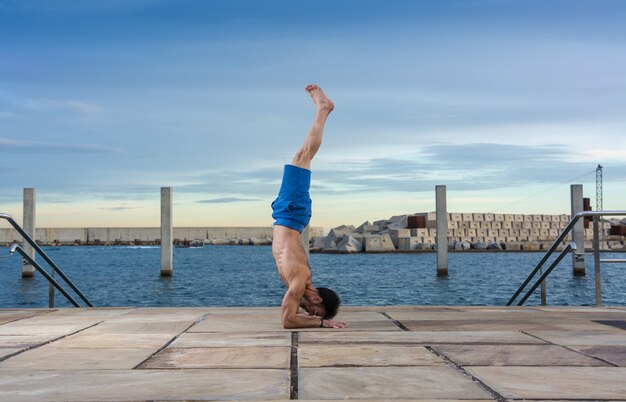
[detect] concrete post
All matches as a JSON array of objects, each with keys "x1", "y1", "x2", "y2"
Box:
[
  {"x1": 436, "y1": 185, "x2": 448, "y2": 276},
  {"x1": 160, "y1": 187, "x2": 173, "y2": 277},
  {"x1": 301, "y1": 225, "x2": 310, "y2": 257},
  {"x1": 570, "y1": 184, "x2": 585, "y2": 276},
  {"x1": 22, "y1": 188, "x2": 36, "y2": 278}
]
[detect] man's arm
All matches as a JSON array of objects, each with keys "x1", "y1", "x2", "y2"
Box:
[{"x1": 281, "y1": 280, "x2": 324, "y2": 329}]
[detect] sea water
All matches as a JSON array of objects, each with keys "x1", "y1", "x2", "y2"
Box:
[{"x1": 0, "y1": 245, "x2": 624, "y2": 308}]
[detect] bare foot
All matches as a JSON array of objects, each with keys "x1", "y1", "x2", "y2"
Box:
[{"x1": 305, "y1": 84, "x2": 334, "y2": 113}]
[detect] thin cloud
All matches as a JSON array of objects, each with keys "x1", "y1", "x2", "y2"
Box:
[
  {"x1": 0, "y1": 137, "x2": 125, "y2": 153},
  {"x1": 196, "y1": 197, "x2": 260, "y2": 204},
  {"x1": 100, "y1": 206, "x2": 141, "y2": 211}
]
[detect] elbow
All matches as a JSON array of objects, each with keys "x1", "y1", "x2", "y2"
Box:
[{"x1": 282, "y1": 316, "x2": 297, "y2": 329}]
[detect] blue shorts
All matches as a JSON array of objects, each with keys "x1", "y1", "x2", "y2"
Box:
[{"x1": 271, "y1": 164, "x2": 312, "y2": 233}]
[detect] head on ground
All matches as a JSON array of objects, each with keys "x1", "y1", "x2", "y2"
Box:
[
  {"x1": 300, "y1": 286, "x2": 341, "y2": 319},
  {"x1": 316, "y1": 287, "x2": 340, "y2": 319}
]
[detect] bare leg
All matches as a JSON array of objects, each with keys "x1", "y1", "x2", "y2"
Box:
[{"x1": 291, "y1": 84, "x2": 334, "y2": 170}]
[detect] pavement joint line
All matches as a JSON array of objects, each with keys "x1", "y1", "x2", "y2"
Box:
[
  {"x1": 0, "y1": 309, "x2": 58, "y2": 326},
  {"x1": 0, "y1": 320, "x2": 104, "y2": 363},
  {"x1": 290, "y1": 331, "x2": 298, "y2": 400},
  {"x1": 425, "y1": 345, "x2": 507, "y2": 402},
  {"x1": 523, "y1": 329, "x2": 621, "y2": 367},
  {"x1": 132, "y1": 312, "x2": 211, "y2": 370},
  {"x1": 380, "y1": 312, "x2": 410, "y2": 331}
]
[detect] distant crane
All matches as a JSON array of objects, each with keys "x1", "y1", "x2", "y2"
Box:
[
  {"x1": 596, "y1": 164, "x2": 604, "y2": 248},
  {"x1": 596, "y1": 164, "x2": 603, "y2": 212}
]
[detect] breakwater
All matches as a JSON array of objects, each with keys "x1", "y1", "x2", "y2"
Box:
[
  {"x1": 0, "y1": 227, "x2": 324, "y2": 246},
  {"x1": 312, "y1": 212, "x2": 626, "y2": 253}
]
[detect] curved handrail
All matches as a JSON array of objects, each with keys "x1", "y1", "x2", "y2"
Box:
[
  {"x1": 507, "y1": 210, "x2": 626, "y2": 306},
  {"x1": 1, "y1": 213, "x2": 93, "y2": 307}
]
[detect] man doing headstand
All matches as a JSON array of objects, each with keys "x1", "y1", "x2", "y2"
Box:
[{"x1": 271, "y1": 84, "x2": 346, "y2": 329}]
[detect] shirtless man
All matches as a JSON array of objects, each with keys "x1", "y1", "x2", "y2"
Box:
[{"x1": 271, "y1": 84, "x2": 346, "y2": 329}]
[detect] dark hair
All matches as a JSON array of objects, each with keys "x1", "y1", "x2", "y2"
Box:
[{"x1": 317, "y1": 287, "x2": 340, "y2": 319}]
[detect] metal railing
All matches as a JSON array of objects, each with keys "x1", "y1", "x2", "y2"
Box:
[
  {"x1": 508, "y1": 210, "x2": 626, "y2": 306},
  {"x1": 1, "y1": 213, "x2": 93, "y2": 307}
]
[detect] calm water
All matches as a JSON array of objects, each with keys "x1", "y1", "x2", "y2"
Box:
[{"x1": 0, "y1": 245, "x2": 625, "y2": 308}]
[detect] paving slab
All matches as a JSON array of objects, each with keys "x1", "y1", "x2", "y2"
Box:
[
  {"x1": 525, "y1": 329, "x2": 626, "y2": 346},
  {"x1": 299, "y1": 330, "x2": 545, "y2": 345},
  {"x1": 79, "y1": 320, "x2": 192, "y2": 334},
  {"x1": 190, "y1": 311, "x2": 288, "y2": 332},
  {"x1": 299, "y1": 366, "x2": 493, "y2": 399},
  {"x1": 170, "y1": 332, "x2": 291, "y2": 347},
  {"x1": 570, "y1": 345, "x2": 626, "y2": 366},
  {"x1": 0, "y1": 310, "x2": 48, "y2": 324},
  {"x1": 0, "y1": 347, "x2": 153, "y2": 370},
  {"x1": 0, "y1": 335, "x2": 57, "y2": 349},
  {"x1": 467, "y1": 366, "x2": 626, "y2": 400},
  {"x1": 139, "y1": 346, "x2": 291, "y2": 369},
  {"x1": 433, "y1": 344, "x2": 609, "y2": 366},
  {"x1": 49, "y1": 332, "x2": 174, "y2": 349},
  {"x1": 0, "y1": 369, "x2": 290, "y2": 401},
  {"x1": 299, "y1": 344, "x2": 444, "y2": 367}
]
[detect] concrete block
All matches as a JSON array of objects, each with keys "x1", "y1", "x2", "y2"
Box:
[
  {"x1": 539, "y1": 229, "x2": 550, "y2": 239},
  {"x1": 522, "y1": 242, "x2": 541, "y2": 250},
  {"x1": 560, "y1": 214, "x2": 570, "y2": 222},
  {"x1": 498, "y1": 229, "x2": 510, "y2": 237},
  {"x1": 458, "y1": 221, "x2": 470, "y2": 229},
  {"x1": 492, "y1": 222, "x2": 502, "y2": 229},
  {"x1": 523, "y1": 222, "x2": 532, "y2": 229},
  {"x1": 388, "y1": 229, "x2": 410, "y2": 248},
  {"x1": 363, "y1": 234, "x2": 395, "y2": 252},
  {"x1": 533, "y1": 214, "x2": 543, "y2": 222},
  {"x1": 551, "y1": 215, "x2": 561, "y2": 222},
  {"x1": 473, "y1": 213, "x2": 484, "y2": 221},
  {"x1": 462, "y1": 213, "x2": 472, "y2": 222},
  {"x1": 513, "y1": 222, "x2": 523, "y2": 230},
  {"x1": 494, "y1": 214, "x2": 504, "y2": 222},
  {"x1": 398, "y1": 237, "x2": 419, "y2": 250},
  {"x1": 523, "y1": 215, "x2": 534, "y2": 222},
  {"x1": 411, "y1": 228, "x2": 428, "y2": 237},
  {"x1": 337, "y1": 235, "x2": 363, "y2": 253},
  {"x1": 469, "y1": 221, "x2": 480, "y2": 229},
  {"x1": 549, "y1": 229, "x2": 559, "y2": 238},
  {"x1": 488, "y1": 230, "x2": 498, "y2": 237},
  {"x1": 487, "y1": 242, "x2": 503, "y2": 250},
  {"x1": 514, "y1": 214, "x2": 524, "y2": 222},
  {"x1": 450, "y1": 213, "x2": 461, "y2": 222},
  {"x1": 503, "y1": 242, "x2": 522, "y2": 250},
  {"x1": 467, "y1": 229, "x2": 477, "y2": 237},
  {"x1": 476, "y1": 229, "x2": 488, "y2": 237},
  {"x1": 504, "y1": 214, "x2": 514, "y2": 222},
  {"x1": 532, "y1": 222, "x2": 542, "y2": 229},
  {"x1": 502, "y1": 222, "x2": 512, "y2": 229},
  {"x1": 541, "y1": 222, "x2": 550, "y2": 229},
  {"x1": 505, "y1": 236, "x2": 518, "y2": 242},
  {"x1": 484, "y1": 213, "x2": 494, "y2": 222}
]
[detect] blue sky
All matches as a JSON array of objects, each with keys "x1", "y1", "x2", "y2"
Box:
[{"x1": 1, "y1": 0, "x2": 625, "y2": 229}]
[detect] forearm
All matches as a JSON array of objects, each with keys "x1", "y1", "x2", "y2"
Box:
[{"x1": 283, "y1": 314, "x2": 323, "y2": 329}]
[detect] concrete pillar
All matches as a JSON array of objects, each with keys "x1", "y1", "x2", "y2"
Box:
[
  {"x1": 22, "y1": 188, "x2": 36, "y2": 278},
  {"x1": 301, "y1": 225, "x2": 310, "y2": 257},
  {"x1": 570, "y1": 184, "x2": 585, "y2": 276},
  {"x1": 436, "y1": 185, "x2": 448, "y2": 276},
  {"x1": 160, "y1": 187, "x2": 173, "y2": 277}
]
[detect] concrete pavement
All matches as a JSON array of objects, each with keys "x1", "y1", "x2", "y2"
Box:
[{"x1": 1, "y1": 306, "x2": 625, "y2": 401}]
